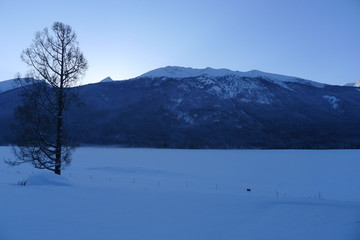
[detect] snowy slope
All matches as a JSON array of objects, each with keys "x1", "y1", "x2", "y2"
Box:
[
  {"x1": 140, "y1": 66, "x2": 235, "y2": 78},
  {"x1": 100, "y1": 76, "x2": 113, "y2": 82},
  {"x1": 1, "y1": 147, "x2": 360, "y2": 240},
  {"x1": 0, "y1": 78, "x2": 37, "y2": 93},
  {"x1": 140, "y1": 66, "x2": 325, "y2": 88},
  {"x1": 0, "y1": 79, "x2": 20, "y2": 93},
  {"x1": 344, "y1": 81, "x2": 360, "y2": 87}
]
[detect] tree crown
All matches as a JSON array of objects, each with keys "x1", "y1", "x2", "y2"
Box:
[{"x1": 21, "y1": 22, "x2": 88, "y2": 89}]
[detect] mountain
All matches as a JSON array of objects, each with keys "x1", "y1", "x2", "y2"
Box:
[
  {"x1": 100, "y1": 77, "x2": 113, "y2": 83},
  {"x1": 140, "y1": 66, "x2": 324, "y2": 88},
  {"x1": 0, "y1": 78, "x2": 38, "y2": 93},
  {"x1": 344, "y1": 81, "x2": 360, "y2": 87},
  {"x1": 0, "y1": 79, "x2": 21, "y2": 93},
  {"x1": 1, "y1": 66, "x2": 360, "y2": 148}
]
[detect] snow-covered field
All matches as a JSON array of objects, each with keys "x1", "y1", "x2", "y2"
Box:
[{"x1": 1, "y1": 146, "x2": 360, "y2": 240}]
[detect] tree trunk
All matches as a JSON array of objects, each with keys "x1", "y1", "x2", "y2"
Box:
[
  {"x1": 55, "y1": 106, "x2": 63, "y2": 175},
  {"x1": 55, "y1": 88, "x2": 64, "y2": 175},
  {"x1": 54, "y1": 163, "x2": 61, "y2": 175},
  {"x1": 55, "y1": 41, "x2": 65, "y2": 176}
]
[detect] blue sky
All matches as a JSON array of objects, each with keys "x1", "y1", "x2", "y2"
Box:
[{"x1": 0, "y1": 0, "x2": 359, "y2": 85}]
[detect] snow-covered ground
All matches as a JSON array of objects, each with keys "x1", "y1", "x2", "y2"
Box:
[{"x1": 1, "y1": 147, "x2": 359, "y2": 240}]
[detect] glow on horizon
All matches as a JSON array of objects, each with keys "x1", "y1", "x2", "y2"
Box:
[{"x1": 0, "y1": 0, "x2": 359, "y2": 85}]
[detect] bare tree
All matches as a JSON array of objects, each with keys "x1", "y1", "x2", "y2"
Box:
[{"x1": 8, "y1": 22, "x2": 88, "y2": 175}]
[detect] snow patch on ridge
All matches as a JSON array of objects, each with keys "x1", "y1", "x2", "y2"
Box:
[
  {"x1": 0, "y1": 78, "x2": 36, "y2": 93},
  {"x1": 141, "y1": 66, "x2": 234, "y2": 79},
  {"x1": 323, "y1": 95, "x2": 341, "y2": 110},
  {"x1": 185, "y1": 74, "x2": 274, "y2": 104},
  {"x1": 0, "y1": 80, "x2": 18, "y2": 93},
  {"x1": 177, "y1": 111, "x2": 194, "y2": 124},
  {"x1": 100, "y1": 77, "x2": 113, "y2": 83},
  {"x1": 344, "y1": 81, "x2": 360, "y2": 87}
]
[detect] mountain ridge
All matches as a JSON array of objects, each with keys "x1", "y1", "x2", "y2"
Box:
[
  {"x1": 66, "y1": 73, "x2": 360, "y2": 148},
  {"x1": 0, "y1": 78, "x2": 39, "y2": 93},
  {"x1": 139, "y1": 66, "x2": 325, "y2": 88},
  {"x1": 0, "y1": 67, "x2": 347, "y2": 91},
  {"x1": 0, "y1": 79, "x2": 20, "y2": 93},
  {"x1": 1, "y1": 67, "x2": 359, "y2": 148},
  {"x1": 344, "y1": 81, "x2": 360, "y2": 87}
]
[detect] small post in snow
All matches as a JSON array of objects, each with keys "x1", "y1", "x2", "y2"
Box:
[{"x1": 318, "y1": 191, "x2": 322, "y2": 200}]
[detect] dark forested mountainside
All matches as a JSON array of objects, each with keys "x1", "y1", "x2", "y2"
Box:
[{"x1": 1, "y1": 71, "x2": 360, "y2": 148}]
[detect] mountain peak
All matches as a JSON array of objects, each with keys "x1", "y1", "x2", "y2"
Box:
[
  {"x1": 139, "y1": 66, "x2": 325, "y2": 88},
  {"x1": 139, "y1": 66, "x2": 235, "y2": 79},
  {"x1": 344, "y1": 81, "x2": 360, "y2": 87},
  {"x1": 100, "y1": 77, "x2": 113, "y2": 83},
  {"x1": 0, "y1": 78, "x2": 37, "y2": 93}
]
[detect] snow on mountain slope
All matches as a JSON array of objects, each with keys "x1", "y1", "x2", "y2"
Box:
[
  {"x1": 184, "y1": 74, "x2": 275, "y2": 104},
  {"x1": 344, "y1": 81, "x2": 360, "y2": 87},
  {"x1": 140, "y1": 66, "x2": 235, "y2": 78},
  {"x1": 323, "y1": 95, "x2": 341, "y2": 110},
  {"x1": 140, "y1": 66, "x2": 325, "y2": 88},
  {"x1": 0, "y1": 78, "x2": 37, "y2": 93},
  {"x1": 100, "y1": 76, "x2": 113, "y2": 83},
  {"x1": 0, "y1": 79, "x2": 20, "y2": 93}
]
